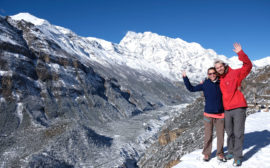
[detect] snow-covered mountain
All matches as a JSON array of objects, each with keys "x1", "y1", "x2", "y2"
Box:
[
  {"x1": 0, "y1": 12, "x2": 195, "y2": 167},
  {"x1": 229, "y1": 55, "x2": 270, "y2": 70},
  {"x1": 1, "y1": 12, "x2": 269, "y2": 168},
  {"x1": 9, "y1": 12, "x2": 48, "y2": 25},
  {"x1": 253, "y1": 56, "x2": 270, "y2": 68},
  {"x1": 9, "y1": 13, "x2": 269, "y2": 83},
  {"x1": 120, "y1": 31, "x2": 229, "y2": 81}
]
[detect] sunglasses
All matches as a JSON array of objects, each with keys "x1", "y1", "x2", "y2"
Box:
[{"x1": 208, "y1": 72, "x2": 216, "y2": 75}]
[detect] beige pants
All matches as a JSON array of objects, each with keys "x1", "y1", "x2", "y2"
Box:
[{"x1": 202, "y1": 116, "x2": 225, "y2": 156}]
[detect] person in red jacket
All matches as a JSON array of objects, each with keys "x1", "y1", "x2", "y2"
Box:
[{"x1": 214, "y1": 43, "x2": 252, "y2": 167}]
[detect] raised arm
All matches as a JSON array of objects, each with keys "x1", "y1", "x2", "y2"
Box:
[
  {"x1": 233, "y1": 42, "x2": 242, "y2": 53},
  {"x1": 182, "y1": 71, "x2": 203, "y2": 92},
  {"x1": 233, "y1": 43, "x2": 252, "y2": 82}
]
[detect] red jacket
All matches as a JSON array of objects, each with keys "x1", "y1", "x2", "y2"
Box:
[{"x1": 219, "y1": 50, "x2": 252, "y2": 110}]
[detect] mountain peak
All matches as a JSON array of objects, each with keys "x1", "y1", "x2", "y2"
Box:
[
  {"x1": 253, "y1": 56, "x2": 270, "y2": 68},
  {"x1": 11, "y1": 12, "x2": 48, "y2": 25},
  {"x1": 120, "y1": 31, "x2": 170, "y2": 45},
  {"x1": 124, "y1": 31, "x2": 162, "y2": 38},
  {"x1": 119, "y1": 31, "x2": 203, "y2": 53}
]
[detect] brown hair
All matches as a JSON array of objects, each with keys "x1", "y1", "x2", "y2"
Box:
[{"x1": 207, "y1": 67, "x2": 217, "y2": 74}]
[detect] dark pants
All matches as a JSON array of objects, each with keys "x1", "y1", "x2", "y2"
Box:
[
  {"x1": 225, "y1": 108, "x2": 246, "y2": 160},
  {"x1": 202, "y1": 116, "x2": 225, "y2": 156}
]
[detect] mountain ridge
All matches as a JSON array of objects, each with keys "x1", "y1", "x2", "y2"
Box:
[
  {"x1": 0, "y1": 12, "x2": 269, "y2": 168},
  {"x1": 9, "y1": 13, "x2": 270, "y2": 83}
]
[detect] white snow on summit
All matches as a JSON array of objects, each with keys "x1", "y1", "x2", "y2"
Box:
[
  {"x1": 119, "y1": 31, "x2": 232, "y2": 81},
  {"x1": 5, "y1": 13, "x2": 270, "y2": 82},
  {"x1": 253, "y1": 56, "x2": 270, "y2": 68},
  {"x1": 228, "y1": 56, "x2": 244, "y2": 69},
  {"x1": 229, "y1": 56, "x2": 270, "y2": 71},
  {"x1": 11, "y1": 13, "x2": 48, "y2": 25},
  {"x1": 87, "y1": 37, "x2": 115, "y2": 51}
]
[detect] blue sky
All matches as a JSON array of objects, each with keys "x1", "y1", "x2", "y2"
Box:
[{"x1": 1, "y1": 0, "x2": 269, "y2": 60}]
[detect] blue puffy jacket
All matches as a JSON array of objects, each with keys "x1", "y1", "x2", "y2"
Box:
[{"x1": 183, "y1": 76, "x2": 224, "y2": 114}]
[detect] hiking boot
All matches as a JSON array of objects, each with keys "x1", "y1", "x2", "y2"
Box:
[
  {"x1": 225, "y1": 154, "x2": 233, "y2": 160},
  {"x1": 203, "y1": 155, "x2": 210, "y2": 162},
  {"x1": 217, "y1": 154, "x2": 227, "y2": 162},
  {"x1": 233, "y1": 159, "x2": 242, "y2": 167}
]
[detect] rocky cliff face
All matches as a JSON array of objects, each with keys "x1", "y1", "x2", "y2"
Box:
[
  {"x1": 138, "y1": 97, "x2": 205, "y2": 168},
  {"x1": 0, "y1": 15, "x2": 194, "y2": 168},
  {"x1": 0, "y1": 13, "x2": 269, "y2": 168},
  {"x1": 242, "y1": 65, "x2": 270, "y2": 106}
]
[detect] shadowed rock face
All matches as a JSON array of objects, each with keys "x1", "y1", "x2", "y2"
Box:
[
  {"x1": 138, "y1": 97, "x2": 205, "y2": 168},
  {"x1": 1, "y1": 14, "x2": 268, "y2": 168},
  {"x1": 28, "y1": 154, "x2": 74, "y2": 168},
  {"x1": 242, "y1": 65, "x2": 270, "y2": 107},
  {"x1": 0, "y1": 16, "x2": 194, "y2": 167}
]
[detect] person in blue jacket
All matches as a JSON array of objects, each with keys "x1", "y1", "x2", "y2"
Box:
[{"x1": 182, "y1": 67, "x2": 226, "y2": 162}]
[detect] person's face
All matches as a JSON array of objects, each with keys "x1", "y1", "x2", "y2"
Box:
[
  {"x1": 215, "y1": 63, "x2": 225, "y2": 75},
  {"x1": 208, "y1": 69, "x2": 217, "y2": 81}
]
